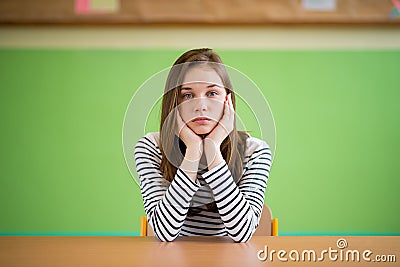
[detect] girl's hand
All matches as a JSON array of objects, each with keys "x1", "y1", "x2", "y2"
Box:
[
  {"x1": 205, "y1": 93, "x2": 235, "y2": 147},
  {"x1": 176, "y1": 109, "x2": 203, "y2": 157},
  {"x1": 202, "y1": 93, "x2": 234, "y2": 169}
]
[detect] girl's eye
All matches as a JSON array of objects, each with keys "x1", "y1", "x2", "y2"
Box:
[
  {"x1": 208, "y1": 91, "x2": 218, "y2": 97},
  {"x1": 182, "y1": 93, "x2": 192, "y2": 99}
]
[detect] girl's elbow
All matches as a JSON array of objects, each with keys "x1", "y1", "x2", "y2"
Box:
[
  {"x1": 155, "y1": 232, "x2": 178, "y2": 242},
  {"x1": 228, "y1": 227, "x2": 255, "y2": 243},
  {"x1": 230, "y1": 237, "x2": 250, "y2": 243},
  {"x1": 229, "y1": 233, "x2": 252, "y2": 243}
]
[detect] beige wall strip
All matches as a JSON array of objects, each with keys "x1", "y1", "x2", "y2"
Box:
[{"x1": 1, "y1": 26, "x2": 400, "y2": 49}]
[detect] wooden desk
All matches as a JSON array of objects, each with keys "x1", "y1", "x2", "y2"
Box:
[{"x1": 0, "y1": 236, "x2": 399, "y2": 267}]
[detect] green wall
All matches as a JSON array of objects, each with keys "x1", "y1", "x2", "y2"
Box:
[{"x1": 0, "y1": 49, "x2": 399, "y2": 236}]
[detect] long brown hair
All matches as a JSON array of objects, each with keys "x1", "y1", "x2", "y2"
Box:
[{"x1": 159, "y1": 48, "x2": 248, "y2": 213}]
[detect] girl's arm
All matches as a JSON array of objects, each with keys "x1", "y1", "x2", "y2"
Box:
[
  {"x1": 134, "y1": 133, "x2": 200, "y2": 242},
  {"x1": 202, "y1": 139, "x2": 272, "y2": 242}
]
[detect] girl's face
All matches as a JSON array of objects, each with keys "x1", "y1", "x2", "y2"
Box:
[{"x1": 177, "y1": 66, "x2": 227, "y2": 135}]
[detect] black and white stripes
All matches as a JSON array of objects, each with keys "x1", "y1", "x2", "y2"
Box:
[{"x1": 134, "y1": 132, "x2": 272, "y2": 242}]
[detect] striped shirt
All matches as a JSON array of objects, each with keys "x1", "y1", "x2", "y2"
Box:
[{"x1": 134, "y1": 132, "x2": 272, "y2": 242}]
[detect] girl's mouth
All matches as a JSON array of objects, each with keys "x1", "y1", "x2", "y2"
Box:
[{"x1": 192, "y1": 117, "x2": 211, "y2": 125}]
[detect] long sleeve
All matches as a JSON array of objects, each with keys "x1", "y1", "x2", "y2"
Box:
[
  {"x1": 134, "y1": 133, "x2": 200, "y2": 241},
  {"x1": 201, "y1": 139, "x2": 272, "y2": 242}
]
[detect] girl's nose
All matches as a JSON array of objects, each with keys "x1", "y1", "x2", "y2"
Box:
[{"x1": 194, "y1": 97, "x2": 208, "y2": 112}]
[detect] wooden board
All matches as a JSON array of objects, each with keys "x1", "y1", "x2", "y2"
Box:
[{"x1": 0, "y1": 0, "x2": 399, "y2": 25}]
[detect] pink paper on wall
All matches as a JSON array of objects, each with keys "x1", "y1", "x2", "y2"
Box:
[
  {"x1": 75, "y1": 0, "x2": 119, "y2": 14},
  {"x1": 392, "y1": 0, "x2": 400, "y2": 11},
  {"x1": 390, "y1": 0, "x2": 400, "y2": 18},
  {"x1": 75, "y1": 0, "x2": 90, "y2": 14}
]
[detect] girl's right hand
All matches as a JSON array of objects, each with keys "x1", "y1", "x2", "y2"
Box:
[{"x1": 176, "y1": 110, "x2": 203, "y2": 158}]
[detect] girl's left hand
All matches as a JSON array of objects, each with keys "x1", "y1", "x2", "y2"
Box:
[{"x1": 205, "y1": 93, "x2": 235, "y2": 147}]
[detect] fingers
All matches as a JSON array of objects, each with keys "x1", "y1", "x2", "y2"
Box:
[
  {"x1": 175, "y1": 109, "x2": 200, "y2": 141},
  {"x1": 223, "y1": 93, "x2": 234, "y2": 120},
  {"x1": 229, "y1": 93, "x2": 234, "y2": 112},
  {"x1": 217, "y1": 93, "x2": 234, "y2": 135},
  {"x1": 176, "y1": 109, "x2": 183, "y2": 125},
  {"x1": 205, "y1": 93, "x2": 235, "y2": 145},
  {"x1": 175, "y1": 109, "x2": 185, "y2": 136},
  {"x1": 223, "y1": 94, "x2": 230, "y2": 116},
  {"x1": 226, "y1": 94, "x2": 234, "y2": 132}
]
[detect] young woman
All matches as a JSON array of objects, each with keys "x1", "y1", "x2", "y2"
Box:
[{"x1": 134, "y1": 48, "x2": 272, "y2": 242}]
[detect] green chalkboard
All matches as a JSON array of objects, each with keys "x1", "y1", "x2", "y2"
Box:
[{"x1": 0, "y1": 49, "x2": 399, "y2": 236}]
